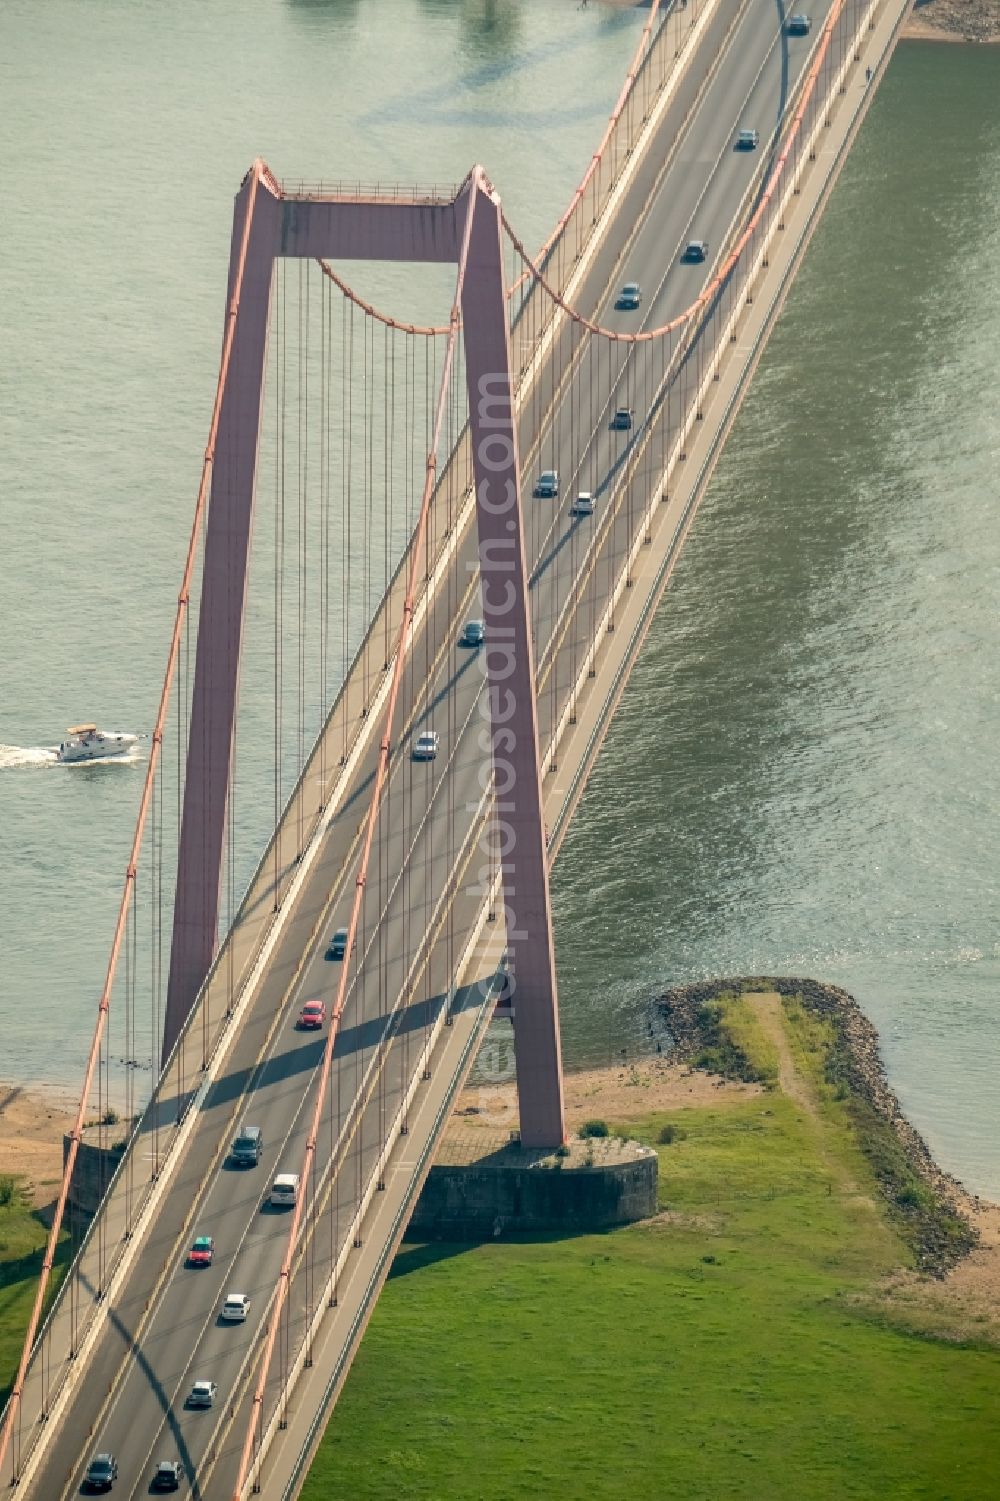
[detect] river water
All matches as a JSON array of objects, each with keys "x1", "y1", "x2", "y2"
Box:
[{"x1": 1, "y1": 5, "x2": 997, "y2": 1195}]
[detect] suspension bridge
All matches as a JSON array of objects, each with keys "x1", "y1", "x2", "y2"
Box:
[{"x1": 1, "y1": 0, "x2": 914, "y2": 1494}]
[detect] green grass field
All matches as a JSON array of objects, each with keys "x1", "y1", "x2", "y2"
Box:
[
  {"x1": 0, "y1": 1179, "x2": 54, "y2": 1410},
  {"x1": 302, "y1": 997, "x2": 998, "y2": 1501}
]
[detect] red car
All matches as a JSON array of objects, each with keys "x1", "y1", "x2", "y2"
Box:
[
  {"x1": 187, "y1": 1236, "x2": 214, "y2": 1268},
  {"x1": 297, "y1": 999, "x2": 326, "y2": 1030}
]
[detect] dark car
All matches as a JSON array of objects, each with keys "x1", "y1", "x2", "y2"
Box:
[
  {"x1": 230, "y1": 1123, "x2": 262, "y2": 1166},
  {"x1": 683, "y1": 240, "x2": 708, "y2": 263},
  {"x1": 533, "y1": 469, "x2": 559, "y2": 498},
  {"x1": 616, "y1": 281, "x2": 642, "y2": 310},
  {"x1": 460, "y1": 619, "x2": 485, "y2": 648},
  {"x1": 736, "y1": 127, "x2": 759, "y2": 150},
  {"x1": 325, "y1": 926, "x2": 350, "y2": 960},
  {"x1": 151, "y1": 1460, "x2": 184, "y2": 1492},
  {"x1": 786, "y1": 13, "x2": 811, "y2": 33},
  {"x1": 84, "y1": 1453, "x2": 118, "y2": 1492},
  {"x1": 611, "y1": 407, "x2": 634, "y2": 431}
]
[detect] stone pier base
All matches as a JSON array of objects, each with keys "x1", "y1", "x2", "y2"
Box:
[
  {"x1": 408, "y1": 1128, "x2": 658, "y2": 1240},
  {"x1": 65, "y1": 1123, "x2": 659, "y2": 1238}
]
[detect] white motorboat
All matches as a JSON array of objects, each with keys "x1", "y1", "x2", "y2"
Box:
[{"x1": 57, "y1": 724, "x2": 138, "y2": 764}]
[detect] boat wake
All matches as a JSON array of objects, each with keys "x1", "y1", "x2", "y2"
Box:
[
  {"x1": 0, "y1": 742, "x2": 146, "y2": 770},
  {"x1": 0, "y1": 744, "x2": 59, "y2": 769}
]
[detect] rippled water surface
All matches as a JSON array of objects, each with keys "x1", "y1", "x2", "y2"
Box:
[{"x1": 1, "y1": 7, "x2": 998, "y2": 1195}]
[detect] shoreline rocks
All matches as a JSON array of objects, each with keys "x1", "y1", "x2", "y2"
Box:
[
  {"x1": 903, "y1": 0, "x2": 1000, "y2": 43},
  {"x1": 654, "y1": 976, "x2": 979, "y2": 1276}
]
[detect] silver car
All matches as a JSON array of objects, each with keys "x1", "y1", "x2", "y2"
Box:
[
  {"x1": 84, "y1": 1454, "x2": 118, "y2": 1492},
  {"x1": 412, "y1": 730, "x2": 440, "y2": 761},
  {"x1": 186, "y1": 1380, "x2": 217, "y2": 1409}
]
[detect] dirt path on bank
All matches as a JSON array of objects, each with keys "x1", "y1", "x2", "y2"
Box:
[
  {"x1": 747, "y1": 996, "x2": 1000, "y2": 1342},
  {"x1": 753, "y1": 992, "x2": 813, "y2": 1113},
  {"x1": 752, "y1": 992, "x2": 874, "y2": 1213}
]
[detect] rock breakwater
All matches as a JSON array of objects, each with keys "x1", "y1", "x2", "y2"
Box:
[{"x1": 655, "y1": 976, "x2": 978, "y2": 1276}]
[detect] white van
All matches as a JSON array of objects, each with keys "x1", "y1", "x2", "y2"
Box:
[{"x1": 269, "y1": 1172, "x2": 300, "y2": 1207}]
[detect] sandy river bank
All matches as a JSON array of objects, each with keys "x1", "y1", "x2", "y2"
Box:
[{"x1": 0, "y1": 1083, "x2": 76, "y2": 1213}]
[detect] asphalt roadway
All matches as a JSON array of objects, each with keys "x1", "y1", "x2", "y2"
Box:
[{"x1": 28, "y1": 1, "x2": 842, "y2": 1495}]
